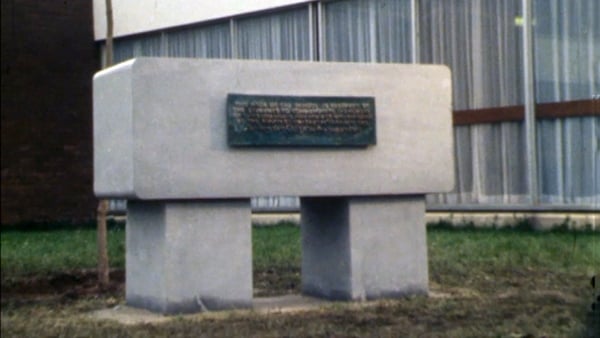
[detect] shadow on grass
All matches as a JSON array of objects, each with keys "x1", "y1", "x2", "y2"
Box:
[
  {"x1": 428, "y1": 218, "x2": 598, "y2": 234},
  {"x1": 1, "y1": 219, "x2": 125, "y2": 232}
]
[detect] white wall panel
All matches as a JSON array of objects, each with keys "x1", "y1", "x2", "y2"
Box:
[{"x1": 94, "y1": 0, "x2": 311, "y2": 40}]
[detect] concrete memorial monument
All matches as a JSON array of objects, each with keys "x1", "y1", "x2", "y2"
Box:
[{"x1": 94, "y1": 58, "x2": 454, "y2": 313}]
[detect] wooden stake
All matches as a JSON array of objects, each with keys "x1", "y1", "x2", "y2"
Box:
[
  {"x1": 97, "y1": 0, "x2": 114, "y2": 287},
  {"x1": 97, "y1": 199, "x2": 110, "y2": 286}
]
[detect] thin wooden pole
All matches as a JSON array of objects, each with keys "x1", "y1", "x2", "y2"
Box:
[
  {"x1": 97, "y1": 0, "x2": 114, "y2": 287},
  {"x1": 105, "y1": 0, "x2": 113, "y2": 67},
  {"x1": 97, "y1": 199, "x2": 110, "y2": 286}
]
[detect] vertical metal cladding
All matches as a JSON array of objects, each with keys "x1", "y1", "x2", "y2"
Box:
[{"x1": 103, "y1": 0, "x2": 598, "y2": 212}]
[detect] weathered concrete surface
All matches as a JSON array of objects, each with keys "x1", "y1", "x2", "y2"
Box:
[
  {"x1": 93, "y1": 58, "x2": 454, "y2": 313},
  {"x1": 126, "y1": 199, "x2": 253, "y2": 313},
  {"x1": 93, "y1": 58, "x2": 454, "y2": 199},
  {"x1": 301, "y1": 196, "x2": 429, "y2": 300}
]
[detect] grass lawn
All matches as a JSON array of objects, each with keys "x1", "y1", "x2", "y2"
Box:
[{"x1": 1, "y1": 221, "x2": 599, "y2": 337}]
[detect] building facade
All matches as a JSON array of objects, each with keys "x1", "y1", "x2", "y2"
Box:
[
  {"x1": 1, "y1": 0, "x2": 98, "y2": 224},
  {"x1": 94, "y1": 0, "x2": 599, "y2": 212}
]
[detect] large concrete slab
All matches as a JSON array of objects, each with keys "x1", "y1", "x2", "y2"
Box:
[
  {"x1": 94, "y1": 58, "x2": 454, "y2": 200},
  {"x1": 90, "y1": 295, "x2": 332, "y2": 325}
]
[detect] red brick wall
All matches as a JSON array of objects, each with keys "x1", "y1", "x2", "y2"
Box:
[{"x1": 1, "y1": 0, "x2": 99, "y2": 224}]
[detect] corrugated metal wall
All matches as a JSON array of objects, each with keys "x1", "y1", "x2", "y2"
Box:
[
  {"x1": 101, "y1": 0, "x2": 598, "y2": 213},
  {"x1": 533, "y1": 0, "x2": 599, "y2": 207}
]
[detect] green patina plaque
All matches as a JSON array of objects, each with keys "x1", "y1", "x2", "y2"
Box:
[{"x1": 227, "y1": 94, "x2": 376, "y2": 147}]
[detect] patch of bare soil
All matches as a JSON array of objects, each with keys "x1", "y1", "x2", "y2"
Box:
[
  {"x1": 1, "y1": 269, "x2": 124, "y2": 304},
  {"x1": 253, "y1": 267, "x2": 300, "y2": 297},
  {"x1": 2, "y1": 267, "x2": 595, "y2": 338},
  {"x1": 1, "y1": 267, "x2": 301, "y2": 305}
]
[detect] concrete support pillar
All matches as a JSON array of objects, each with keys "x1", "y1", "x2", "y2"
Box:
[
  {"x1": 300, "y1": 195, "x2": 429, "y2": 301},
  {"x1": 125, "y1": 199, "x2": 253, "y2": 314}
]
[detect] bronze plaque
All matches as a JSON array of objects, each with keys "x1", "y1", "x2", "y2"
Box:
[{"x1": 227, "y1": 94, "x2": 376, "y2": 147}]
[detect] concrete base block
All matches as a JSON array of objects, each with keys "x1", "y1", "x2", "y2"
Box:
[
  {"x1": 300, "y1": 196, "x2": 429, "y2": 301},
  {"x1": 126, "y1": 199, "x2": 253, "y2": 314}
]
